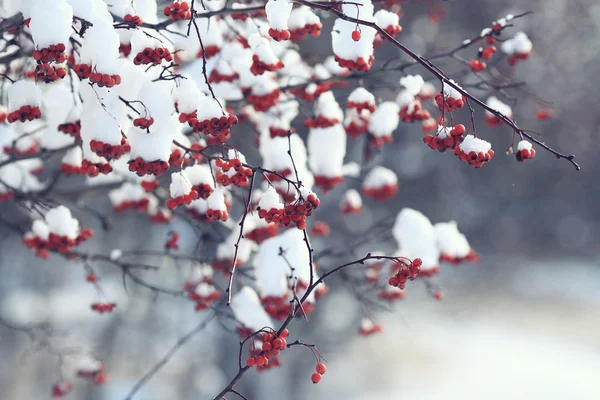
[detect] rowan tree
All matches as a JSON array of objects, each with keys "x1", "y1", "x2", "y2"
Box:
[{"x1": 0, "y1": 0, "x2": 580, "y2": 399}]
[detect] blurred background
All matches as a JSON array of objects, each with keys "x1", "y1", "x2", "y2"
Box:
[{"x1": 1, "y1": 0, "x2": 600, "y2": 399}]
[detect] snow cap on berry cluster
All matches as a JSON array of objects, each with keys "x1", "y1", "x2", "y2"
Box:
[
  {"x1": 442, "y1": 80, "x2": 463, "y2": 100},
  {"x1": 78, "y1": 18, "x2": 122, "y2": 74},
  {"x1": 42, "y1": 85, "x2": 81, "y2": 126},
  {"x1": 265, "y1": 0, "x2": 292, "y2": 30},
  {"x1": 62, "y1": 147, "x2": 83, "y2": 167},
  {"x1": 108, "y1": 182, "x2": 147, "y2": 205},
  {"x1": 434, "y1": 221, "x2": 471, "y2": 259},
  {"x1": 400, "y1": 75, "x2": 425, "y2": 96},
  {"x1": 375, "y1": 9, "x2": 400, "y2": 29},
  {"x1": 135, "y1": 81, "x2": 176, "y2": 130},
  {"x1": 258, "y1": 186, "x2": 284, "y2": 211},
  {"x1": 128, "y1": 118, "x2": 178, "y2": 162},
  {"x1": 217, "y1": 231, "x2": 254, "y2": 264},
  {"x1": 368, "y1": 102, "x2": 400, "y2": 138},
  {"x1": 207, "y1": 187, "x2": 227, "y2": 212},
  {"x1": 288, "y1": 6, "x2": 320, "y2": 31},
  {"x1": 362, "y1": 166, "x2": 397, "y2": 189},
  {"x1": 314, "y1": 91, "x2": 343, "y2": 121},
  {"x1": 29, "y1": 0, "x2": 73, "y2": 50},
  {"x1": 348, "y1": 87, "x2": 375, "y2": 108},
  {"x1": 44, "y1": 206, "x2": 80, "y2": 240},
  {"x1": 169, "y1": 172, "x2": 193, "y2": 198},
  {"x1": 248, "y1": 33, "x2": 281, "y2": 65},
  {"x1": 501, "y1": 32, "x2": 532, "y2": 55},
  {"x1": 393, "y1": 208, "x2": 440, "y2": 272},
  {"x1": 459, "y1": 135, "x2": 491, "y2": 154},
  {"x1": 308, "y1": 124, "x2": 347, "y2": 178},
  {"x1": 231, "y1": 286, "x2": 274, "y2": 332},
  {"x1": 332, "y1": 18, "x2": 377, "y2": 62},
  {"x1": 485, "y1": 96, "x2": 512, "y2": 118},
  {"x1": 8, "y1": 81, "x2": 42, "y2": 112},
  {"x1": 341, "y1": 189, "x2": 363, "y2": 208},
  {"x1": 173, "y1": 77, "x2": 206, "y2": 114},
  {"x1": 184, "y1": 164, "x2": 214, "y2": 188},
  {"x1": 517, "y1": 140, "x2": 533, "y2": 151}
]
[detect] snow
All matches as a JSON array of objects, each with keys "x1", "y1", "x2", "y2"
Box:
[
  {"x1": 501, "y1": 32, "x2": 533, "y2": 55},
  {"x1": 62, "y1": 147, "x2": 83, "y2": 166},
  {"x1": 332, "y1": 18, "x2": 377, "y2": 62},
  {"x1": 78, "y1": 17, "x2": 122, "y2": 74},
  {"x1": 435, "y1": 221, "x2": 471, "y2": 258},
  {"x1": 110, "y1": 249, "x2": 123, "y2": 260},
  {"x1": 265, "y1": 0, "x2": 293, "y2": 30},
  {"x1": 459, "y1": 135, "x2": 492, "y2": 154},
  {"x1": 184, "y1": 164, "x2": 214, "y2": 187},
  {"x1": 128, "y1": 117, "x2": 178, "y2": 161},
  {"x1": 375, "y1": 9, "x2": 400, "y2": 29},
  {"x1": 393, "y1": 208, "x2": 439, "y2": 271},
  {"x1": 443, "y1": 80, "x2": 464, "y2": 100},
  {"x1": 363, "y1": 166, "x2": 397, "y2": 188},
  {"x1": 348, "y1": 87, "x2": 375, "y2": 106},
  {"x1": 341, "y1": 189, "x2": 363, "y2": 208},
  {"x1": 45, "y1": 206, "x2": 80, "y2": 239},
  {"x1": 32, "y1": 219, "x2": 50, "y2": 240},
  {"x1": 486, "y1": 96, "x2": 512, "y2": 117},
  {"x1": 517, "y1": 140, "x2": 533, "y2": 151},
  {"x1": 216, "y1": 231, "x2": 253, "y2": 262},
  {"x1": 400, "y1": 75, "x2": 425, "y2": 96},
  {"x1": 207, "y1": 187, "x2": 227, "y2": 211},
  {"x1": 29, "y1": 0, "x2": 73, "y2": 49},
  {"x1": 248, "y1": 33, "x2": 281, "y2": 65},
  {"x1": 231, "y1": 286, "x2": 274, "y2": 331},
  {"x1": 136, "y1": 81, "x2": 176, "y2": 130},
  {"x1": 258, "y1": 186, "x2": 283, "y2": 210},
  {"x1": 308, "y1": 124, "x2": 347, "y2": 178},
  {"x1": 108, "y1": 182, "x2": 147, "y2": 205},
  {"x1": 369, "y1": 102, "x2": 400, "y2": 138},
  {"x1": 8, "y1": 81, "x2": 42, "y2": 111}
]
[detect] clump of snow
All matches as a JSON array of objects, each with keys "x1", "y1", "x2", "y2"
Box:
[
  {"x1": 393, "y1": 208, "x2": 439, "y2": 271},
  {"x1": 265, "y1": 0, "x2": 292, "y2": 30},
  {"x1": 369, "y1": 102, "x2": 400, "y2": 138},
  {"x1": 231, "y1": 286, "x2": 274, "y2": 331},
  {"x1": 434, "y1": 221, "x2": 471, "y2": 258},
  {"x1": 485, "y1": 96, "x2": 512, "y2": 117},
  {"x1": 8, "y1": 81, "x2": 42, "y2": 111},
  {"x1": 30, "y1": 0, "x2": 73, "y2": 49},
  {"x1": 501, "y1": 32, "x2": 532, "y2": 55},
  {"x1": 363, "y1": 166, "x2": 397, "y2": 188},
  {"x1": 459, "y1": 135, "x2": 492, "y2": 153}
]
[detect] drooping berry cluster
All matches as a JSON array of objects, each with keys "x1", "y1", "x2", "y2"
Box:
[
  {"x1": 82, "y1": 159, "x2": 113, "y2": 177},
  {"x1": 133, "y1": 47, "x2": 173, "y2": 65},
  {"x1": 311, "y1": 362, "x2": 327, "y2": 384},
  {"x1": 133, "y1": 117, "x2": 154, "y2": 129},
  {"x1": 90, "y1": 302, "x2": 116, "y2": 314},
  {"x1": 245, "y1": 224, "x2": 279, "y2": 243},
  {"x1": 250, "y1": 55, "x2": 284, "y2": 75},
  {"x1": 33, "y1": 43, "x2": 66, "y2": 63},
  {"x1": 35, "y1": 63, "x2": 66, "y2": 83},
  {"x1": 164, "y1": 1, "x2": 192, "y2": 20},
  {"x1": 290, "y1": 23, "x2": 322, "y2": 42},
  {"x1": 60, "y1": 163, "x2": 86, "y2": 176},
  {"x1": 187, "y1": 113, "x2": 239, "y2": 143},
  {"x1": 7, "y1": 105, "x2": 42, "y2": 123},
  {"x1": 247, "y1": 89, "x2": 280, "y2": 112},
  {"x1": 304, "y1": 115, "x2": 340, "y2": 129},
  {"x1": 215, "y1": 157, "x2": 253, "y2": 187},
  {"x1": 439, "y1": 249, "x2": 480, "y2": 265},
  {"x1": 197, "y1": 45, "x2": 220, "y2": 59},
  {"x1": 423, "y1": 124, "x2": 466, "y2": 152},
  {"x1": 334, "y1": 55, "x2": 374, "y2": 72},
  {"x1": 88, "y1": 72, "x2": 122, "y2": 88},
  {"x1": 208, "y1": 69, "x2": 239, "y2": 83},
  {"x1": 469, "y1": 59, "x2": 487, "y2": 72},
  {"x1": 123, "y1": 14, "x2": 143, "y2": 26},
  {"x1": 89, "y1": 139, "x2": 129, "y2": 161},
  {"x1": 58, "y1": 120, "x2": 81, "y2": 137},
  {"x1": 23, "y1": 229, "x2": 94, "y2": 259},
  {"x1": 268, "y1": 28, "x2": 291, "y2": 41},
  {"x1": 113, "y1": 198, "x2": 149, "y2": 213},
  {"x1": 435, "y1": 92, "x2": 466, "y2": 111},
  {"x1": 166, "y1": 188, "x2": 198, "y2": 210},
  {"x1": 388, "y1": 258, "x2": 422, "y2": 289},
  {"x1": 246, "y1": 329, "x2": 289, "y2": 371},
  {"x1": 515, "y1": 140, "x2": 536, "y2": 162},
  {"x1": 257, "y1": 192, "x2": 320, "y2": 230},
  {"x1": 454, "y1": 135, "x2": 495, "y2": 168},
  {"x1": 128, "y1": 158, "x2": 170, "y2": 177}
]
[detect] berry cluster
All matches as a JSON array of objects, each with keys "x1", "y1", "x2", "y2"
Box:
[
  {"x1": 166, "y1": 188, "x2": 199, "y2": 210},
  {"x1": 508, "y1": 51, "x2": 531, "y2": 66},
  {"x1": 211, "y1": 257, "x2": 241, "y2": 274},
  {"x1": 23, "y1": 229, "x2": 94, "y2": 259},
  {"x1": 454, "y1": 142, "x2": 495, "y2": 168},
  {"x1": 378, "y1": 286, "x2": 406, "y2": 301},
  {"x1": 133, "y1": 47, "x2": 173, "y2": 65},
  {"x1": 250, "y1": 55, "x2": 284, "y2": 75},
  {"x1": 515, "y1": 142, "x2": 536, "y2": 162},
  {"x1": 128, "y1": 158, "x2": 170, "y2": 177},
  {"x1": 344, "y1": 116, "x2": 369, "y2": 138},
  {"x1": 310, "y1": 221, "x2": 330, "y2": 237},
  {"x1": 257, "y1": 192, "x2": 320, "y2": 230},
  {"x1": 113, "y1": 198, "x2": 149, "y2": 213},
  {"x1": 89, "y1": 139, "x2": 129, "y2": 161},
  {"x1": 399, "y1": 101, "x2": 431, "y2": 123},
  {"x1": 206, "y1": 207, "x2": 229, "y2": 222},
  {"x1": 123, "y1": 14, "x2": 143, "y2": 26},
  {"x1": 133, "y1": 117, "x2": 154, "y2": 129},
  {"x1": 268, "y1": 28, "x2": 291, "y2": 41},
  {"x1": 82, "y1": 159, "x2": 113, "y2": 177},
  {"x1": 313, "y1": 176, "x2": 344, "y2": 193},
  {"x1": 208, "y1": 69, "x2": 239, "y2": 83},
  {"x1": 388, "y1": 258, "x2": 422, "y2": 289},
  {"x1": 269, "y1": 126, "x2": 293, "y2": 138},
  {"x1": 423, "y1": 124, "x2": 466, "y2": 152},
  {"x1": 383, "y1": 24, "x2": 402, "y2": 37},
  {"x1": 362, "y1": 182, "x2": 399, "y2": 201},
  {"x1": 247, "y1": 89, "x2": 280, "y2": 112},
  {"x1": 435, "y1": 92, "x2": 466, "y2": 111},
  {"x1": 119, "y1": 43, "x2": 132, "y2": 56},
  {"x1": 334, "y1": 55, "x2": 374, "y2": 72},
  {"x1": 3, "y1": 143, "x2": 39, "y2": 157},
  {"x1": 215, "y1": 158, "x2": 253, "y2": 187},
  {"x1": 35, "y1": 63, "x2": 66, "y2": 83},
  {"x1": 60, "y1": 163, "x2": 86, "y2": 176},
  {"x1": 290, "y1": 23, "x2": 322, "y2": 42},
  {"x1": 188, "y1": 113, "x2": 239, "y2": 143},
  {"x1": 165, "y1": 232, "x2": 180, "y2": 250},
  {"x1": 439, "y1": 249, "x2": 480, "y2": 265},
  {"x1": 479, "y1": 45, "x2": 496, "y2": 60},
  {"x1": 7, "y1": 105, "x2": 41, "y2": 123},
  {"x1": 164, "y1": 1, "x2": 192, "y2": 20},
  {"x1": 197, "y1": 45, "x2": 220, "y2": 59},
  {"x1": 141, "y1": 178, "x2": 159, "y2": 192},
  {"x1": 89, "y1": 72, "x2": 122, "y2": 88},
  {"x1": 33, "y1": 43, "x2": 66, "y2": 63},
  {"x1": 58, "y1": 121, "x2": 81, "y2": 137},
  {"x1": 52, "y1": 381, "x2": 73, "y2": 398},
  {"x1": 246, "y1": 329, "x2": 289, "y2": 370},
  {"x1": 188, "y1": 283, "x2": 221, "y2": 311},
  {"x1": 304, "y1": 115, "x2": 340, "y2": 129},
  {"x1": 311, "y1": 363, "x2": 327, "y2": 384},
  {"x1": 348, "y1": 100, "x2": 376, "y2": 114},
  {"x1": 469, "y1": 59, "x2": 487, "y2": 72},
  {"x1": 245, "y1": 224, "x2": 279, "y2": 243},
  {"x1": 91, "y1": 302, "x2": 116, "y2": 314},
  {"x1": 536, "y1": 108, "x2": 552, "y2": 120}
]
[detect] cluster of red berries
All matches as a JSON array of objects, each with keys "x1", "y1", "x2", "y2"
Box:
[
  {"x1": 345, "y1": 118, "x2": 368, "y2": 138},
  {"x1": 469, "y1": 59, "x2": 487, "y2": 72},
  {"x1": 164, "y1": 1, "x2": 191, "y2": 20},
  {"x1": 208, "y1": 69, "x2": 239, "y2": 83},
  {"x1": 535, "y1": 108, "x2": 552, "y2": 120},
  {"x1": 245, "y1": 224, "x2": 279, "y2": 243},
  {"x1": 35, "y1": 63, "x2": 66, "y2": 83},
  {"x1": 166, "y1": 189, "x2": 199, "y2": 210},
  {"x1": 215, "y1": 158, "x2": 253, "y2": 187},
  {"x1": 440, "y1": 249, "x2": 480, "y2": 265},
  {"x1": 58, "y1": 121, "x2": 81, "y2": 137},
  {"x1": 60, "y1": 163, "x2": 86, "y2": 176},
  {"x1": 164, "y1": 231, "x2": 180, "y2": 250},
  {"x1": 188, "y1": 286, "x2": 221, "y2": 311},
  {"x1": 7, "y1": 105, "x2": 41, "y2": 123},
  {"x1": 334, "y1": 55, "x2": 374, "y2": 72},
  {"x1": 258, "y1": 193, "x2": 320, "y2": 230},
  {"x1": 205, "y1": 208, "x2": 229, "y2": 222},
  {"x1": 479, "y1": 45, "x2": 497, "y2": 60},
  {"x1": 269, "y1": 126, "x2": 293, "y2": 138},
  {"x1": 33, "y1": 43, "x2": 66, "y2": 63},
  {"x1": 134, "y1": 47, "x2": 173, "y2": 65},
  {"x1": 399, "y1": 102, "x2": 431, "y2": 123},
  {"x1": 91, "y1": 302, "x2": 116, "y2": 314},
  {"x1": 515, "y1": 146, "x2": 536, "y2": 162},
  {"x1": 423, "y1": 124, "x2": 466, "y2": 152},
  {"x1": 123, "y1": 14, "x2": 142, "y2": 26},
  {"x1": 141, "y1": 179, "x2": 159, "y2": 192},
  {"x1": 114, "y1": 198, "x2": 149, "y2": 213},
  {"x1": 291, "y1": 83, "x2": 330, "y2": 102},
  {"x1": 89, "y1": 139, "x2": 129, "y2": 160},
  {"x1": 314, "y1": 175, "x2": 344, "y2": 193},
  {"x1": 89, "y1": 71, "x2": 122, "y2": 88},
  {"x1": 454, "y1": 146, "x2": 494, "y2": 168},
  {"x1": 268, "y1": 28, "x2": 291, "y2": 41},
  {"x1": 82, "y1": 159, "x2": 113, "y2": 177},
  {"x1": 52, "y1": 381, "x2": 73, "y2": 397},
  {"x1": 435, "y1": 93, "x2": 466, "y2": 111},
  {"x1": 340, "y1": 201, "x2": 362, "y2": 215},
  {"x1": 304, "y1": 116, "x2": 340, "y2": 129},
  {"x1": 189, "y1": 182, "x2": 212, "y2": 200},
  {"x1": 197, "y1": 45, "x2": 220, "y2": 59},
  {"x1": 246, "y1": 329, "x2": 289, "y2": 370},
  {"x1": 128, "y1": 158, "x2": 170, "y2": 177},
  {"x1": 187, "y1": 113, "x2": 239, "y2": 142},
  {"x1": 310, "y1": 221, "x2": 330, "y2": 237},
  {"x1": 359, "y1": 322, "x2": 383, "y2": 336},
  {"x1": 3, "y1": 143, "x2": 39, "y2": 157},
  {"x1": 388, "y1": 258, "x2": 422, "y2": 289},
  {"x1": 362, "y1": 182, "x2": 399, "y2": 201},
  {"x1": 310, "y1": 362, "x2": 327, "y2": 384},
  {"x1": 169, "y1": 149, "x2": 192, "y2": 169},
  {"x1": 383, "y1": 24, "x2": 403, "y2": 37},
  {"x1": 23, "y1": 229, "x2": 94, "y2": 259},
  {"x1": 369, "y1": 134, "x2": 393, "y2": 148},
  {"x1": 348, "y1": 100, "x2": 376, "y2": 113},
  {"x1": 379, "y1": 286, "x2": 406, "y2": 301},
  {"x1": 247, "y1": 89, "x2": 280, "y2": 112},
  {"x1": 508, "y1": 51, "x2": 531, "y2": 66},
  {"x1": 133, "y1": 117, "x2": 154, "y2": 129},
  {"x1": 119, "y1": 43, "x2": 132, "y2": 56},
  {"x1": 78, "y1": 364, "x2": 108, "y2": 384},
  {"x1": 290, "y1": 23, "x2": 322, "y2": 42},
  {"x1": 250, "y1": 55, "x2": 284, "y2": 75}
]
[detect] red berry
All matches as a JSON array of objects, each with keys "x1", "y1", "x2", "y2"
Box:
[
  {"x1": 351, "y1": 30, "x2": 361, "y2": 42},
  {"x1": 316, "y1": 363, "x2": 326, "y2": 375},
  {"x1": 311, "y1": 372, "x2": 322, "y2": 384}
]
